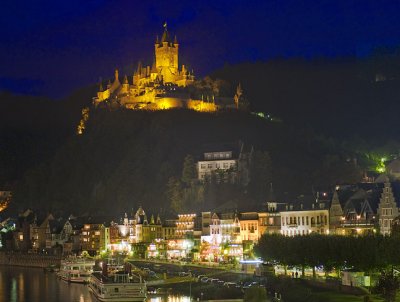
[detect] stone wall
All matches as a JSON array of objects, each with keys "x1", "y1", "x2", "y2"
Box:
[{"x1": 0, "y1": 252, "x2": 61, "y2": 268}]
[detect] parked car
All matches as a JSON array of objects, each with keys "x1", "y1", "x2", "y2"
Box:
[
  {"x1": 201, "y1": 277, "x2": 209, "y2": 283},
  {"x1": 224, "y1": 282, "x2": 237, "y2": 288}
]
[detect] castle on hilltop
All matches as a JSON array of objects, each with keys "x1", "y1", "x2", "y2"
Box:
[{"x1": 93, "y1": 24, "x2": 240, "y2": 112}]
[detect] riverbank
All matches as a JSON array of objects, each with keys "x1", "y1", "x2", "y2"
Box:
[{"x1": 0, "y1": 251, "x2": 61, "y2": 268}]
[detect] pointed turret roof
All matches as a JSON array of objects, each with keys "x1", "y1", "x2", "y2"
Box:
[
  {"x1": 123, "y1": 75, "x2": 128, "y2": 84},
  {"x1": 161, "y1": 22, "x2": 170, "y2": 43},
  {"x1": 136, "y1": 61, "x2": 143, "y2": 75}
]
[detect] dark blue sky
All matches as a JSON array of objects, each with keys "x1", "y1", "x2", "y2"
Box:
[{"x1": 1, "y1": 0, "x2": 400, "y2": 98}]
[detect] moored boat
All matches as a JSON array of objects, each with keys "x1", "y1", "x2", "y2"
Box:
[
  {"x1": 57, "y1": 256, "x2": 95, "y2": 283},
  {"x1": 88, "y1": 270, "x2": 147, "y2": 302}
]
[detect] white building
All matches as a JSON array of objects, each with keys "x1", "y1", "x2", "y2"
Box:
[
  {"x1": 280, "y1": 199, "x2": 330, "y2": 236},
  {"x1": 196, "y1": 142, "x2": 253, "y2": 184},
  {"x1": 197, "y1": 151, "x2": 237, "y2": 182}
]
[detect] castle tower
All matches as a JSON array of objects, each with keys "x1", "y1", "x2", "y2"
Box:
[
  {"x1": 154, "y1": 23, "x2": 178, "y2": 83},
  {"x1": 121, "y1": 75, "x2": 129, "y2": 94}
]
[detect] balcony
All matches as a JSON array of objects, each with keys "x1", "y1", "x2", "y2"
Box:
[
  {"x1": 340, "y1": 219, "x2": 374, "y2": 227},
  {"x1": 287, "y1": 223, "x2": 298, "y2": 228}
]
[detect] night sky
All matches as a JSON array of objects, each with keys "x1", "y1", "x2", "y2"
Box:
[{"x1": 1, "y1": 0, "x2": 400, "y2": 98}]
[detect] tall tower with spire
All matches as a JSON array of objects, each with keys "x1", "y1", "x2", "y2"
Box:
[{"x1": 154, "y1": 22, "x2": 179, "y2": 83}]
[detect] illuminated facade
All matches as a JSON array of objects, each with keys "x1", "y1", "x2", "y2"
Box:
[
  {"x1": 377, "y1": 179, "x2": 398, "y2": 235},
  {"x1": 200, "y1": 212, "x2": 242, "y2": 262},
  {"x1": 197, "y1": 142, "x2": 253, "y2": 185},
  {"x1": 93, "y1": 25, "x2": 217, "y2": 112},
  {"x1": 280, "y1": 202, "x2": 330, "y2": 236},
  {"x1": 239, "y1": 212, "x2": 260, "y2": 242}
]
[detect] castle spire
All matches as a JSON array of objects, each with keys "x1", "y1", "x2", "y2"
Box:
[
  {"x1": 155, "y1": 35, "x2": 159, "y2": 44},
  {"x1": 161, "y1": 22, "x2": 170, "y2": 43},
  {"x1": 174, "y1": 35, "x2": 178, "y2": 45},
  {"x1": 137, "y1": 61, "x2": 142, "y2": 75},
  {"x1": 114, "y1": 69, "x2": 119, "y2": 82},
  {"x1": 123, "y1": 74, "x2": 128, "y2": 84},
  {"x1": 98, "y1": 79, "x2": 103, "y2": 92}
]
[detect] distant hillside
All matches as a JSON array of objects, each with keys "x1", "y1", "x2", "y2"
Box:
[
  {"x1": 4, "y1": 52, "x2": 400, "y2": 215},
  {"x1": 0, "y1": 86, "x2": 96, "y2": 188},
  {"x1": 13, "y1": 109, "x2": 362, "y2": 216},
  {"x1": 211, "y1": 53, "x2": 400, "y2": 141}
]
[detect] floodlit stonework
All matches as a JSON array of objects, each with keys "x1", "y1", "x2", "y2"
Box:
[{"x1": 93, "y1": 24, "x2": 219, "y2": 112}]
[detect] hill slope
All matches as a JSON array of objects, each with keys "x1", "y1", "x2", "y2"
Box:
[{"x1": 13, "y1": 109, "x2": 361, "y2": 215}]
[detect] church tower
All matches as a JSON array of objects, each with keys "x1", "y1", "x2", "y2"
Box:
[{"x1": 154, "y1": 23, "x2": 179, "y2": 83}]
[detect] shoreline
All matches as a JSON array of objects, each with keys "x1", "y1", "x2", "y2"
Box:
[{"x1": 0, "y1": 251, "x2": 61, "y2": 268}]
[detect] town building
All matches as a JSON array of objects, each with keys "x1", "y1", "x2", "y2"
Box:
[
  {"x1": 377, "y1": 178, "x2": 399, "y2": 235},
  {"x1": 240, "y1": 212, "x2": 260, "y2": 242},
  {"x1": 280, "y1": 196, "x2": 330, "y2": 236},
  {"x1": 339, "y1": 187, "x2": 377, "y2": 235},
  {"x1": 196, "y1": 142, "x2": 253, "y2": 185}
]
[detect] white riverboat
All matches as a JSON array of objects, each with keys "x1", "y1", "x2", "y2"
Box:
[
  {"x1": 58, "y1": 256, "x2": 95, "y2": 283},
  {"x1": 88, "y1": 271, "x2": 147, "y2": 302}
]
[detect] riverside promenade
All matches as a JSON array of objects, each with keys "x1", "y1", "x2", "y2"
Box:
[{"x1": 0, "y1": 251, "x2": 61, "y2": 268}]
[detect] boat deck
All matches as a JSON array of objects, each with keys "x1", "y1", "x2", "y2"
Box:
[{"x1": 91, "y1": 272, "x2": 143, "y2": 284}]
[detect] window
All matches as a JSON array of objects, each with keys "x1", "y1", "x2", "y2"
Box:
[
  {"x1": 269, "y1": 217, "x2": 274, "y2": 225},
  {"x1": 302, "y1": 217, "x2": 304, "y2": 225},
  {"x1": 208, "y1": 164, "x2": 212, "y2": 168},
  {"x1": 223, "y1": 163, "x2": 228, "y2": 168},
  {"x1": 200, "y1": 164, "x2": 206, "y2": 169}
]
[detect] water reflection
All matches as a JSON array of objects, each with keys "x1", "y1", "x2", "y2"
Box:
[
  {"x1": 149, "y1": 296, "x2": 190, "y2": 302},
  {"x1": 0, "y1": 266, "x2": 189, "y2": 302}
]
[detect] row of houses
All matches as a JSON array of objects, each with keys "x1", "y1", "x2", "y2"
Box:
[{"x1": 1, "y1": 177, "x2": 400, "y2": 262}]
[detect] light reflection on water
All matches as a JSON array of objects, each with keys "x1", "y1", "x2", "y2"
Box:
[
  {"x1": 148, "y1": 296, "x2": 190, "y2": 302},
  {"x1": 0, "y1": 266, "x2": 189, "y2": 302}
]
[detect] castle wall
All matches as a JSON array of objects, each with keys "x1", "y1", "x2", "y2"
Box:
[{"x1": 187, "y1": 100, "x2": 217, "y2": 112}]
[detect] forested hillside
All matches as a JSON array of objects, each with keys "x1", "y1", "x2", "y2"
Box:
[
  {"x1": 12, "y1": 109, "x2": 361, "y2": 216},
  {"x1": 3, "y1": 52, "x2": 400, "y2": 216}
]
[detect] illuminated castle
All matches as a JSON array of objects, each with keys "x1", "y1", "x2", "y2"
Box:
[{"x1": 93, "y1": 24, "x2": 218, "y2": 112}]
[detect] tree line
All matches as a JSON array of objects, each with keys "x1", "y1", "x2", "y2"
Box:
[{"x1": 254, "y1": 233, "x2": 400, "y2": 278}]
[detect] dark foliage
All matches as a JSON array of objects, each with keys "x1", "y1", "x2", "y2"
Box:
[{"x1": 12, "y1": 108, "x2": 361, "y2": 215}]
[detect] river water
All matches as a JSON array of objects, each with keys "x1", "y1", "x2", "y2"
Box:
[{"x1": 0, "y1": 266, "x2": 189, "y2": 302}]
